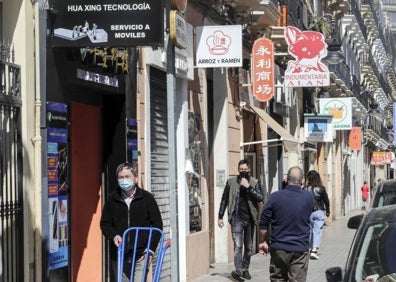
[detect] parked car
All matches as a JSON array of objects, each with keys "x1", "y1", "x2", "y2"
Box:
[
  {"x1": 325, "y1": 205, "x2": 396, "y2": 282},
  {"x1": 371, "y1": 179, "x2": 396, "y2": 208}
]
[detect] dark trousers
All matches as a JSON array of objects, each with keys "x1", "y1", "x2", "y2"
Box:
[
  {"x1": 269, "y1": 249, "x2": 309, "y2": 282},
  {"x1": 231, "y1": 218, "x2": 255, "y2": 270}
]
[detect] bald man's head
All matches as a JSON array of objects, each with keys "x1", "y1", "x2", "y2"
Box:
[{"x1": 287, "y1": 166, "x2": 304, "y2": 185}]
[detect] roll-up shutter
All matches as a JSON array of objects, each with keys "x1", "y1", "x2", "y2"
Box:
[{"x1": 149, "y1": 67, "x2": 171, "y2": 279}]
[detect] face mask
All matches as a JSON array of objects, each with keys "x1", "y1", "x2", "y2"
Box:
[
  {"x1": 239, "y1": 171, "x2": 250, "y2": 180},
  {"x1": 118, "y1": 178, "x2": 134, "y2": 191}
]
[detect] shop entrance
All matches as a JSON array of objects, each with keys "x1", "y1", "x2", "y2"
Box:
[{"x1": 70, "y1": 102, "x2": 103, "y2": 282}]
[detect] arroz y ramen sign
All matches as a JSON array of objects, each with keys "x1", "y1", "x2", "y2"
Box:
[{"x1": 284, "y1": 26, "x2": 330, "y2": 87}]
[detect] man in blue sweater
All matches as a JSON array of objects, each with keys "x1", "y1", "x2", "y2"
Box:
[{"x1": 258, "y1": 166, "x2": 315, "y2": 282}]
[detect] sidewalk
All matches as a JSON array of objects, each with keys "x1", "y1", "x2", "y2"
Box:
[{"x1": 194, "y1": 209, "x2": 363, "y2": 282}]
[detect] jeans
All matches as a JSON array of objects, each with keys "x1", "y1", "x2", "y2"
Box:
[
  {"x1": 310, "y1": 210, "x2": 325, "y2": 249},
  {"x1": 269, "y1": 249, "x2": 309, "y2": 282},
  {"x1": 231, "y1": 217, "x2": 254, "y2": 270},
  {"x1": 111, "y1": 257, "x2": 150, "y2": 282}
]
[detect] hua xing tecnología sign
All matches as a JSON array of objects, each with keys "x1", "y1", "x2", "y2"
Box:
[{"x1": 51, "y1": 1, "x2": 163, "y2": 47}]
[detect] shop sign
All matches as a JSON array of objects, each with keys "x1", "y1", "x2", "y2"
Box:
[
  {"x1": 170, "y1": 0, "x2": 188, "y2": 13},
  {"x1": 251, "y1": 37, "x2": 275, "y2": 102},
  {"x1": 284, "y1": 26, "x2": 329, "y2": 87},
  {"x1": 195, "y1": 25, "x2": 242, "y2": 68},
  {"x1": 319, "y1": 98, "x2": 352, "y2": 130},
  {"x1": 371, "y1": 151, "x2": 392, "y2": 165},
  {"x1": 170, "y1": 10, "x2": 187, "y2": 49},
  {"x1": 304, "y1": 114, "x2": 333, "y2": 143},
  {"x1": 349, "y1": 127, "x2": 362, "y2": 150},
  {"x1": 51, "y1": 0, "x2": 163, "y2": 47}
]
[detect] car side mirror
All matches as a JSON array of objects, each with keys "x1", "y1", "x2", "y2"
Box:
[
  {"x1": 347, "y1": 214, "x2": 363, "y2": 229},
  {"x1": 325, "y1": 266, "x2": 342, "y2": 282}
]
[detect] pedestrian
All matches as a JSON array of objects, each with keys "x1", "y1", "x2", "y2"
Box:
[
  {"x1": 258, "y1": 166, "x2": 315, "y2": 282},
  {"x1": 305, "y1": 170, "x2": 330, "y2": 260},
  {"x1": 361, "y1": 181, "x2": 370, "y2": 210},
  {"x1": 100, "y1": 162, "x2": 163, "y2": 282},
  {"x1": 218, "y1": 159, "x2": 264, "y2": 281}
]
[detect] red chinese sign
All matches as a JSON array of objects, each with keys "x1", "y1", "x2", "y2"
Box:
[
  {"x1": 349, "y1": 127, "x2": 362, "y2": 150},
  {"x1": 251, "y1": 37, "x2": 274, "y2": 102},
  {"x1": 371, "y1": 151, "x2": 392, "y2": 165}
]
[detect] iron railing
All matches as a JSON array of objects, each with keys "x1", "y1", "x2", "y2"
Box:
[{"x1": 0, "y1": 44, "x2": 23, "y2": 282}]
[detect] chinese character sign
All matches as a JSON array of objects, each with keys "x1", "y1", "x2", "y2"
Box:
[
  {"x1": 349, "y1": 127, "x2": 362, "y2": 151},
  {"x1": 251, "y1": 37, "x2": 274, "y2": 102}
]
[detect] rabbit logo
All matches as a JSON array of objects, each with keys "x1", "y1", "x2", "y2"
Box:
[{"x1": 284, "y1": 26, "x2": 330, "y2": 86}]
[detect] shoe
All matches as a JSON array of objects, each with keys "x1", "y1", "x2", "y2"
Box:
[
  {"x1": 231, "y1": 270, "x2": 245, "y2": 282},
  {"x1": 242, "y1": 270, "x2": 251, "y2": 280},
  {"x1": 310, "y1": 251, "x2": 319, "y2": 260}
]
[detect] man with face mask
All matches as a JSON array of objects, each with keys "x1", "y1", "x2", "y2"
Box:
[
  {"x1": 100, "y1": 162, "x2": 163, "y2": 282},
  {"x1": 218, "y1": 159, "x2": 264, "y2": 281}
]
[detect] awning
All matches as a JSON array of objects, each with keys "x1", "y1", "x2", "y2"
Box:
[{"x1": 240, "y1": 105, "x2": 299, "y2": 152}]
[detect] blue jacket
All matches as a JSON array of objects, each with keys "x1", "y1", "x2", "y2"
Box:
[{"x1": 259, "y1": 185, "x2": 315, "y2": 252}]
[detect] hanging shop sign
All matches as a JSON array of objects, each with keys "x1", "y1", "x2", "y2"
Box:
[
  {"x1": 51, "y1": 0, "x2": 163, "y2": 47},
  {"x1": 170, "y1": 10, "x2": 187, "y2": 49},
  {"x1": 319, "y1": 98, "x2": 352, "y2": 130},
  {"x1": 371, "y1": 151, "x2": 392, "y2": 165},
  {"x1": 349, "y1": 127, "x2": 362, "y2": 151},
  {"x1": 304, "y1": 114, "x2": 333, "y2": 143},
  {"x1": 195, "y1": 25, "x2": 242, "y2": 68},
  {"x1": 251, "y1": 37, "x2": 275, "y2": 102},
  {"x1": 284, "y1": 26, "x2": 329, "y2": 87},
  {"x1": 170, "y1": 0, "x2": 188, "y2": 13}
]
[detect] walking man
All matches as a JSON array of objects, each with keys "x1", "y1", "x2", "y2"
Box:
[
  {"x1": 258, "y1": 166, "x2": 315, "y2": 282},
  {"x1": 218, "y1": 159, "x2": 264, "y2": 281},
  {"x1": 100, "y1": 162, "x2": 163, "y2": 282}
]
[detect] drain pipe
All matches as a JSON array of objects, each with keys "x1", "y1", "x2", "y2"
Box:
[{"x1": 32, "y1": 1, "x2": 43, "y2": 281}]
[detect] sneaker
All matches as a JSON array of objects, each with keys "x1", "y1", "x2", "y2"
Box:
[
  {"x1": 242, "y1": 270, "x2": 251, "y2": 280},
  {"x1": 231, "y1": 270, "x2": 245, "y2": 282},
  {"x1": 310, "y1": 251, "x2": 319, "y2": 260}
]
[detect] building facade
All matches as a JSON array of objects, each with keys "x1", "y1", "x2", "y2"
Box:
[{"x1": 1, "y1": 0, "x2": 396, "y2": 281}]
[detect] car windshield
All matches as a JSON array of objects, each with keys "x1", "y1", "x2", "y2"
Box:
[
  {"x1": 354, "y1": 221, "x2": 396, "y2": 282},
  {"x1": 377, "y1": 191, "x2": 396, "y2": 207}
]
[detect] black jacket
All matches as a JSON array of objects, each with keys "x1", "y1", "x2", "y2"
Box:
[
  {"x1": 218, "y1": 176, "x2": 264, "y2": 223},
  {"x1": 306, "y1": 185, "x2": 330, "y2": 214},
  {"x1": 100, "y1": 186, "x2": 163, "y2": 260}
]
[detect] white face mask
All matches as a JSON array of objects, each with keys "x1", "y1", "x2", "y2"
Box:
[{"x1": 118, "y1": 178, "x2": 134, "y2": 191}]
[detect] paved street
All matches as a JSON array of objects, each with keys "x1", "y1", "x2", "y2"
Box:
[{"x1": 194, "y1": 209, "x2": 363, "y2": 282}]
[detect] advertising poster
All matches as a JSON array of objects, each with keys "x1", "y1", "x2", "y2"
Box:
[
  {"x1": 47, "y1": 102, "x2": 69, "y2": 270},
  {"x1": 51, "y1": 0, "x2": 163, "y2": 47},
  {"x1": 187, "y1": 112, "x2": 202, "y2": 232}
]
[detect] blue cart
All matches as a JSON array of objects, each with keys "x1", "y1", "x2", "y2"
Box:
[{"x1": 117, "y1": 227, "x2": 170, "y2": 282}]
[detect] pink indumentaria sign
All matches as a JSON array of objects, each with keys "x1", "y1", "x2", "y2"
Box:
[{"x1": 284, "y1": 26, "x2": 330, "y2": 87}]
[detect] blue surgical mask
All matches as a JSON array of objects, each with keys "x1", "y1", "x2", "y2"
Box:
[{"x1": 118, "y1": 179, "x2": 134, "y2": 191}]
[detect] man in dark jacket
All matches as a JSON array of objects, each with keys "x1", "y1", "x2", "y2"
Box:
[
  {"x1": 258, "y1": 166, "x2": 315, "y2": 282},
  {"x1": 100, "y1": 162, "x2": 163, "y2": 282},
  {"x1": 218, "y1": 159, "x2": 264, "y2": 281}
]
